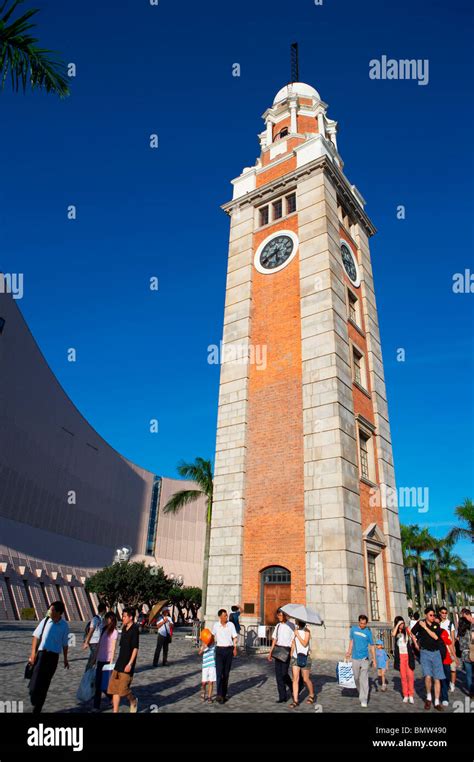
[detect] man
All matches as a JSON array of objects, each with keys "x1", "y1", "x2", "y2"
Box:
[
  {"x1": 212, "y1": 609, "x2": 238, "y2": 704},
  {"x1": 409, "y1": 611, "x2": 420, "y2": 631},
  {"x1": 345, "y1": 614, "x2": 376, "y2": 707},
  {"x1": 28, "y1": 600, "x2": 69, "y2": 714},
  {"x1": 108, "y1": 608, "x2": 139, "y2": 713},
  {"x1": 153, "y1": 608, "x2": 172, "y2": 667},
  {"x1": 438, "y1": 607, "x2": 457, "y2": 692},
  {"x1": 83, "y1": 601, "x2": 107, "y2": 670},
  {"x1": 229, "y1": 605, "x2": 242, "y2": 635},
  {"x1": 411, "y1": 606, "x2": 445, "y2": 711},
  {"x1": 268, "y1": 609, "x2": 294, "y2": 703}
]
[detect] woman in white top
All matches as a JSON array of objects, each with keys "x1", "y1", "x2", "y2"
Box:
[
  {"x1": 268, "y1": 609, "x2": 295, "y2": 702},
  {"x1": 289, "y1": 619, "x2": 315, "y2": 708}
]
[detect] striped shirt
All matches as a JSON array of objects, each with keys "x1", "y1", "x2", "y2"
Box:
[{"x1": 202, "y1": 645, "x2": 216, "y2": 669}]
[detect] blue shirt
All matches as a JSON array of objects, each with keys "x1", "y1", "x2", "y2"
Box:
[
  {"x1": 33, "y1": 617, "x2": 69, "y2": 653},
  {"x1": 350, "y1": 626, "x2": 374, "y2": 659},
  {"x1": 376, "y1": 648, "x2": 388, "y2": 669}
]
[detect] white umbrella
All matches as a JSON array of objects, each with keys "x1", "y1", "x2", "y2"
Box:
[{"x1": 280, "y1": 603, "x2": 324, "y2": 625}]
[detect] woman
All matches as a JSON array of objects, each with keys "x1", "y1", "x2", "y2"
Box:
[
  {"x1": 457, "y1": 608, "x2": 473, "y2": 697},
  {"x1": 92, "y1": 611, "x2": 118, "y2": 712},
  {"x1": 289, "y1": 620, "x2": 315, "y2": 708},
  {"x1": 392, "y1": 616, "x2": 416, "y2": 703},
  {"x1": 268, "y1": 609, "x2": 294, "y2": 703}
]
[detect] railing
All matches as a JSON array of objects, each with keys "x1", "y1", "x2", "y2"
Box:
[{"x1": 366, "y1": 623, "x2": 394, "y2": 656}]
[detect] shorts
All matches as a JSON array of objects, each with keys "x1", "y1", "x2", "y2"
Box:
[
  {"x1": 291, "y1": 656, "x2": 312, "y2": 671},
  {"x1": 108, "y1": 670, "x2": 134, "y2": 697},
  {"x1": 420, "y1": 650, "x2": 445, "y2": 680},
  {"x1": 202, "y1": 666, "x2": 216, "y2": 683}
]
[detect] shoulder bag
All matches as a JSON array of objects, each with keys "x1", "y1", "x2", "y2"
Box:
[
  {"x1": 272, "y1": 625, "x2": 291, "y2": 662},
  {"x1": 24, "y1": 616, "x2": 49, "y2": 679}
]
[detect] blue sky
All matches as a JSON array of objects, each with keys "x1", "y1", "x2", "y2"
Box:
[{"x1": 1, "y1": 0, "x2": 473, "y2": 565}]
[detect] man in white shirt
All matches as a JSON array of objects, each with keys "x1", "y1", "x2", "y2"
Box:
[
  {"x1": 28, "y1": 600, "x2": 69, "y2": 713},
  {"x1": 83, "y1": 602, "x2": 106, "y2": 670},
  {"x1": 212, "y1": 609, "x2": 238, "y2": 703},
  {"x1": 153, "y1": 608, "x2": 172, "y2": 667}
]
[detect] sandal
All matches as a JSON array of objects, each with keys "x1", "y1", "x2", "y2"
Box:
[
  {"x1": 307, "y1": 696, "x2": 315, "y2": 704},
  {"x1": 289, "y1": 701, "x2": 299, "y2": 708}
]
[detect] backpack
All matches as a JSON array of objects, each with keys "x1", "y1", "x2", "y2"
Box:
[{"x1": 229, "y1": 612, "x2": 238, "y2": 627}]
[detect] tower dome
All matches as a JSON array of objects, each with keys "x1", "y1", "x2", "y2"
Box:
[{"x1": 273, "y1": 81, "x2": 320, "y2": 105}]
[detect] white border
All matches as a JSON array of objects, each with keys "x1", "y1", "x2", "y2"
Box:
[
  {"x1": 340, "y1": 238, "x2": 360, "y2": 287},
  {"x1": 254, "y1": 229, "x2": 299, "y2": 274}
]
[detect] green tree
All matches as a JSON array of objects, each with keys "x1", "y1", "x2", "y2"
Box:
[
  {"x1": 408, "y1": 526, "x2": 434, "y2": 608},
  {"x1": 0, "y1": 0, "x2": 69, "y2": 97},
  {"x1": 169, "y1": 585, "x2": 202, "y2": 623},
  {"x1": 448, "y1": 498, "x2": 474, "y2": 545},
  {"x1": 163, "y1": 457, "x2": 213, "y2": 617},
  {"x1": 86, "y1": 561, "x2": 172, "y2": 612}
]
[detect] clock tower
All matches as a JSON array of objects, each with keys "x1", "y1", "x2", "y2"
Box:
[{"x1": 206, "y1": 80, "x2": 406, "y2": 656}]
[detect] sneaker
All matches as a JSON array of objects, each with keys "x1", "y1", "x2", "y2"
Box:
[
  {"x1": 381, "y1": 684, "x2": 387, "y2": 692},
  {"x1": 360, "y1": 702, "x2": 368, "y2": 708},
  {"x1": 442, "y1": 701, "x2": 449, "y2": 707},
  {"x1": 130, "y1": 699, "x2": 138, "y2": 713},
  {"x1": 449, "y1": 683, "x2": 455, "y2": 692},
  {"x1": 408, "y1": 697, "x2": 414, "y2": 704},
  {"x1": 403, "y1": 696, "x2": 409, "y2": 703}
]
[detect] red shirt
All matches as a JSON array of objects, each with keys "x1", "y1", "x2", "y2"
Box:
[{"x1": 440, "y1": 629, "x2": 452, "y2": 665}]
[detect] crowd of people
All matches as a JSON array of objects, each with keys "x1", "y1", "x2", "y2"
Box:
[{"x1": 24, "y1": 600, "x2": 473, "y2": 713}]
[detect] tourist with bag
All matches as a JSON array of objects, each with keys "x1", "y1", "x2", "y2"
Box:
[
  {"x1": 345, "y1": 614, "x2": 376, "y2": 708},
  {"x1": 91, "y1": 611, "x2": 118, "y2": 712},
  {"x1": 289, "y1": 619, "x2": 315, "y2": 708},
  {"x1": 27, "y1": 600, "x2": 69, "y2": 714},
  {"x1": 83, "y1": 601, "x2": 106, "y2": 671},
  {"x1": 392, "y1": 616, "x2": 416, "y2": 703},
  {"x1": 411, "y1": 606, "x2": 445, "y2": 711},
  {"x1": 268, "y1": 609, "x2": 295, "y2": 703},
  {"x1": 153, "y1": 608, "x2": 172, "y2": 667}
]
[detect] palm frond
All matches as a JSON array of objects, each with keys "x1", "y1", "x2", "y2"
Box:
[
  {"x1": 162, "y1": 489, "x2": 203, "y2": 515},
  {"x1": 0, "y1": 0, "x2": 70, "y2": 97}
]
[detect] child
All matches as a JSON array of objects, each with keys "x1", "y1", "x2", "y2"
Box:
[
  {"x1": 375, "y1": 639, "x2": 389, "y2": 691},
  {"x1": 198, "y1": 634, "x2": 216, "y2": 702}
]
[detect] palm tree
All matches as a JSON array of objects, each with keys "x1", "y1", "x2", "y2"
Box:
[
  {"x1": 162, "y1": 457, "x2": 213, "y2": 617},
  {"x1": 0, "y1": 0, "x2": 69, "y2": 97},
  {"x1": 408, "y1": 526, "x2": 434, "y2": 608},
  {"x1": 400, "y1": 524, "x2": 418, "y2": 606},
  {"x1": 437, "y1": 546, "x2": 466, "y2": 606},
  {"x1": 428, "y1": 535, "x2": 454, "y2": 607},
  {"x1": 448, "y1": 498, "x2": 474, "y2": 545}
]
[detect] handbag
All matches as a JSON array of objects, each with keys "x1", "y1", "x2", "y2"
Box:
[
  {"x1": 272, "y1": 626, "x2": 290, "y2": 662},
  {"x1": 76, "y1": 667, "x2": 96, "y2": 703},
  {"x1": 101, "y1": 662, "x2": 115, "y2": 693},
  {"x1": 296, "y1": 653, "x2": 308, "y2": 668},
  {"x1": 24, "y1": 616, "x2": 49, "y2": 680},
  {"x1": 273, "y1": 645, "x2": 290, "y2": 662}
]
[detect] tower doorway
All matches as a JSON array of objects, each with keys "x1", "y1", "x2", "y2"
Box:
[{"x1": 261, "y1": 566, "x2": 291, "y2": 625}]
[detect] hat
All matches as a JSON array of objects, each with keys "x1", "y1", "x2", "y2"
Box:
[{"x1": 376, "y1": 639, "x2": 384, "y2": 645}]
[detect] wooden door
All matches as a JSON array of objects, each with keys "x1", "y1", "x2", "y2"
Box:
[{"x1": 263, "y1": 584, "x2": 291, "y2": 625}]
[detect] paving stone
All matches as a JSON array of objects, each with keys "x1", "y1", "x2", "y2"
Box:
[{"x1": 0, "y1": 623, "x2": 470, "y2": 715}]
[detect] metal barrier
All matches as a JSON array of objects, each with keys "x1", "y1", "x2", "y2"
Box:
[
  {"x1": 192, "y1": 620, "x2": 202, "y2": 647},
  {"x1": 367, "y1": 624, "x2": 394, "y2": 656},
  {"x1": 243, "y1": 624, "x2": 274, "y2": 653}
]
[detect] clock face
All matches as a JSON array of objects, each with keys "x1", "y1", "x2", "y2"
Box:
[
  {"x1": 341, "y1": 242, "x2": 359, "y2": 285},
  {"x1": 259, "y1": 235, "x2": 294, "y2": 270}
]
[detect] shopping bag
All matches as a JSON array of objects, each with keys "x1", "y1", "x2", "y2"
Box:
[
  {"x1": 101, "y1": 663, "x2": 115, "y2": 693},
  {"x1": 336, "y1": 660, "x2": 356, "y2": 689},
  {"x1": 76, "y1": 667, "x2": 96, "y2": 703}
]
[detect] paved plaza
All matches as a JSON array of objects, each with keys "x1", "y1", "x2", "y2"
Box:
[{"x1": 0, "y1": 623, "x2": 471, "y2": 714}]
